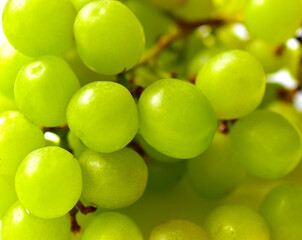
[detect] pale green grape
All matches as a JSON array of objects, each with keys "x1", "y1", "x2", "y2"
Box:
[
  {"x1": 126, "y1": 0, "x2": 176, "y2": 49},
  {"x1": 260, "y1": 184, "x2": 302, "y2": 240},
  {"x1": 67, "y1": 131, "x2": 88, "y2": 158},
  {"x1": 196, "y1": 50, "x2": 266, "y2": 119},
  {"x1": 1, "y1": 201, "x2": 70, "y2": 240},
  {"x1": 74, "y1": 0, "x2": 145, "y2": 75},
  {"x1": 146, "y1": 156, "x2": 186, "y2": 192},
  {"x1": 0, "y1": 175, "x2": 17, "y2": 218},
  {"x1": 145, "y1": 0, "x2": 185, "y2": 10},
  {"x1": 0, "y1": 41, "x2": 32, "y2": 98},
  {"x1": 246, "y1": 39, "x2": 285, "y2": 73},
  {"x1": 138, "y1": 78, "x2": 217, "y2": 159},
  {"x1": 15, "y1": 146, "x2": 82, "y2": 218},
  {"x1": 14, "y1": 56, "x2": 80, "y2": 127},
  {"x1": 82, "y1": 212, "x2": 143, "y2": 240},
  {"x1": 0, "y1": 93, "x2": 17, "y2": 114},
  {"x1": 172, "y1": 0, "x2": 213, "y2": 22},
  {"x1": 79, "y1": 148, "x2": 148, "y2": 209},
  {"x1": 0, "y1": 111, "x2": 45, "y2": 176},
  {"x1": 2, "y1": 0, "x2": 76, "y2": 57},
  {"x1": 188, "y1": 132, "x2": 246, "y2": 200},
  {"x1": 67, "y1": 81, "x2": 139, "y2": 153},
  {"x1": 244, "y1": 0, "x2": 302, "y2": 43},
  {"x1": 230, "y1": 110, "x2": 302, "y2": 179},
  {"x1": 149, "y1": 219, "x2": 209, "y2": 240},
  {"x1": 205, "y1": 205, "x2": 270, "y2": 240}
]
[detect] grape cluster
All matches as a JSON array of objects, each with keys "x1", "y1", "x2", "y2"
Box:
[{"x1": 0, "y1": 0, "x2": 302, "y2": 239}]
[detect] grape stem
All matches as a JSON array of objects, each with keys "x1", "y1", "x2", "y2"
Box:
[
  {"x1": 41, "y1": 124, "x2": 68, "y2": 132},
  {"x1": 76, "y1": 200, "x2": 97, "y2": 215},
  {"x1": 69, "y1": 208, "x2": 81, "y2": 233}
]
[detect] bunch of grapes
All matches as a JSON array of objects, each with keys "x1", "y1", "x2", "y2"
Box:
[{"x1": 0, "y1": 0, "x2": 302, "y2": 239}]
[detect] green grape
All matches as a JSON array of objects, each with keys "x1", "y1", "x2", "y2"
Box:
[
  {"x1": 2, "y1": 0, "x2": 76, "y2": 57},
  {"x1": 79, "y1": 148, "x2": 148, "y2": 209},
  {"x1": 67, "y1": 131, "x2": 88, "y2": 158},
  {"x1": 260, "y1": 184, "x2": 302, "y2": 240},
  {"x1": 257, "y1": 82, "x2": 284, "y2": 109},
  {"x1": 126, "y1": 0, "x2": 176, "y2": 49},
  {"x1": 146, "y1": 156, "x2": 186, "y2": 192},
  {"x1": 82, "y1": 212, "x2": 143, "y2": 240},
  {"x1": 67, "y1": 81, "x2": 139, "y2": 153},
  {"x1": 172, "y1": 0, "x2": 213, "y2": 22},
  {"x1": 0, "y1": 111, "x2": 45, "y2": 176},
  {"x1": 15, "y1": 146, "x2": 82, "y2": 219},
  {"x1": 230, "y1": 110, "x2": 302, "y2": 179},
  {"x1": 188, "y1": 132, "x2": 246, "y2": 200},
  {"x1": 244, "y1": 0, "x2": 302, "y2": 43},
  {"x1": 0, "y1": 41, "x2": 32, "y2": 98},
  {"x1": 14, "y1": 56, "x2": 80, "y2": 127},
  {"x1": 71, "y1": 0, "x2": 94, "y2": 11},
  {"x1": 206, "y1": 204, "x2": 270, "y2": 240},
  {"x1": 149, "y1": 219, "x2": 209, "y2": 240},
  {"x1": 145, "y1": 0, "x2": 185, "y2": 10},
  {"x1": 138, "y1": 78, "x2": 217, "y2": 159},
  {"x1": 135, "y1": 134, "x2": 182, "y2": 163},
  {"x1": 74, "y1": 0, "x2": 145, "y2": 75},
  {"x1": 0, "y1": 175, "x2": 17, "y2": 218},
  {"x1": 196, "y1": 50, "x2": 266, "y2": 119},
  {"x1": 0, "y1": 93, "x2": 17, "y2": 114},
  {"x1": 1, "y1": 201, "x2": 70, "y2": 240},
  {"x1": 245, "y1": 39, "x2": 285, "y2": 73}
]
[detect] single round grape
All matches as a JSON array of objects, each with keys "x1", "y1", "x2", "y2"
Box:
[
  {"x1": 2, "y1": 0, "x2": 76, "y2": 57},
  {"x1": 0, "y1": 93, "x2": 17, "y2": 114},
  {"x1": 15, "y1": 146, "x2": 82, "y2": 218},
  {"x1": 196, "y1": 50, "x2": 266, "y2": 119},
  {"x1": 74, "y1": 0, "x2": 145, "y2": 75},
  {"x1": 172, "y1": 0, "x2": 213, "y2": 22},
  {"x1": 79, "y1": 148, "x2": 148, "y2": 209},
  {"x1": 15, "y1": 56, "x2": 81, "y2": 127},
  {"x1": 244, "y1": 0, "x2": 302, "y2": 43},
  {"x1": 0, "y1": 111, "x2": 45, "y2": 176},
  {"x1": 67, "y1": 81, "x2": 139, "y2": 153},
  {"x1": 0, "y1": 175, "x2": 17, "y2": 218},
  {"x1": 67, "y1": 131, "x2": 88, "y2": 159},
  {"x1": 82, "y1": 212, "x2": 143, "y2": 240},
  {"x1": 149, "y1": 219, "x2": 209, "y2": 240},
  {"x1": 230, "y1": 110, "x2": 302, "y2": 179},
  {"x1": 138, "y1": 78, "x2": 217, "y2": 159},
  {"x1": 146, "y1": 156, "x2": 186, "y2": 192},
  {"x1": 205, "y1": 205, "x2": 270, "y2": 240},
  {"x1": 260, "y1": 184, "x2": 302, "y2": 240},
  {"x1": 0, "y1": 41, "x2": 32, "y2": 98},
  {"x1": 1, "y1": 201, "x2": 70, "y2": 240},
  {"x1": 188, "y1": 132, "x2": 246, "y2": 200}
]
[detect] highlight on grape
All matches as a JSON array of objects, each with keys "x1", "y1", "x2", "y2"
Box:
[{"x1": 0, "y1": 0, "x2": 302, "y2": 239}]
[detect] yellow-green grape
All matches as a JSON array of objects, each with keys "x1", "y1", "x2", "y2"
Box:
[
  {"x1": 172, "y1": 0, "x2": 213, "y2": 22},
  {"x1": 0, "y1": 111, "x2": 45, "y2": 176},
  {"x1": 213, "y1": 0, "x2": 247, "y2": 19},
  {"x1": 67, "y1": 131, "x2": 88, "y2": 159},
  {"x1": 138, "y1": 78, "x2": 217, "y2": 159},
  {"x1": 0, "y1": 93, "x2": 17, "y2": 114},
  {"x1": 196, "y1": 50, "x2": 266, "y2": 119},
  {"x1": 14, "y1": 56, "x2": 81, "y2": 127},
  {"x1": 15, "y1": 146, "x2": 82, "y2": 218},
  {"x1": 82, "y1": 212, "x2": 143, "y2": 240},
  {"x1": 206, "y1": 205, "x2": 270, "y2": 240},
  {"x1": 0, "y1": 175, "x2": 17, "y2": 218},
  {"x1": 79, "y1": 148, "x2": 148, "y2": 209},
  {"x1": 126, "y1": 0, "x2": 176, "y2": 49},
  {"x1": 0, "y1": 41, "x2": 32, "y2": 98},
  {"x1": 74, "y1": 0, "x2": 145, "y2": 75},
  {"x1": 149, "y1": 219, "x2": 209, "y2": 240},
  {"x1": 244, "y1": 0, "x2": 302, "y2": 43},
  {"x1": 1, "y1": 201, "x2": 70, "y2": 240},
  {"x1": 230, "y1": 110, "x2": 302, "y2": 179},
  {"x1": 188, "y1": 132, "x2": 246, "y2": 200},
  {"x1": 145, "y1": 0, "x2": 185, "y2": 10},
  {"x1": 71, "y1": 0, "x2": 94, "y2": 11},
  {"x1": 2, "y1": 0, "x2": 76, "y2": 57},
  {"x1": 258, "y1": 82, "x2": 284, "y2": 109},
  {"x1": 67, "y1": 81, "x2": 139, "y2": 153},
  {"x1": 246, "y1": 39, "x2": 285, "y2": 73},
  {"x1": 260, "y1": 184, "x2": 302, "y2": 240}
]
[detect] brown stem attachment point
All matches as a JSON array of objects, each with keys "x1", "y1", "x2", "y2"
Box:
[
  {"x1": 219, "y1": 120, "x2": 229, "y2": 134},
  {"x1": 42, "y1": 124, "x2": 69, "y2": 132},
  {"x1": 128, "y1": 140, "x2": 146, "y2": 157},
  {"x1": 76, "y1": 201, "x2": 97, "y2": 215},
  {"x1": 274, "y1": 44, "x2": 285, "y2": 56},
  {"x1": 277, "y1": 87, "x2": 300, "y2": 103},
  {"x1": 70, "y1": 208, "x2": 81, "y2": 233}
]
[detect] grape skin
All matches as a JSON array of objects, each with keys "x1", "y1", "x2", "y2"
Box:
[{"x1": 0, "y1": 175, "x2": 17, "y2": 218}]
